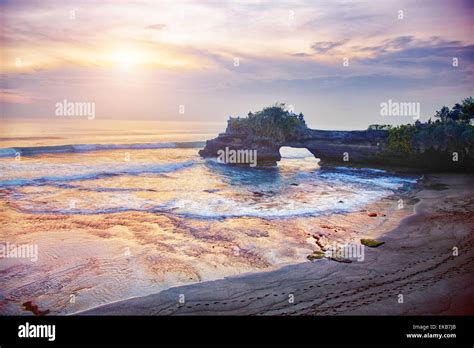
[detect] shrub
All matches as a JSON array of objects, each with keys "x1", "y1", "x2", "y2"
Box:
[
  {"x1": 372, "y1": 98, "x2": 474, "y2": 155},
  {"x1": 229, "y1": 103, "x2": 307, "y2": 141},
  {"x1": 387, "y1": 124, "x2": 416, "y2": 153},
  {"x1": 385, "y1": 122, "x2": 474, "y2": 155}
]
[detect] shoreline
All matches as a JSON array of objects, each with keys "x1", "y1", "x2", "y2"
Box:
[
  {"x1": 80, "y1": 173, "x2": 474, "y2": 315},
  {"x1": 0, "y1": 160, "x2": 417, "y2": 315}
]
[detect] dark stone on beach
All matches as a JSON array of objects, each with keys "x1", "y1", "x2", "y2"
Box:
[
  {"x1": 307, "y1": 250, "x2": 325, "y2": 261},
  {"x1": 290, "y1": 183, "x2": 299, "y2": 186},
  {"x1": 22, "y1": 301, "x2": 50, "y2": 316},
  {"x1": 338, "y1": 200, "x2": 344, "y2": 203},
  {"x1": 328, "y1": 257, "x2": 352, "y2": 263},
  {"x1": 367, "y1": 212, "x2": 377, "y2": 217},
  {"x1": 426, "y1": 183, "x2": 449, "y2": 191},
  {"x1": 361, "y1": 239, "x2": 385, "y2": 247},
  {"x1": 253, "y1": 191, "x2": 264, "y2": 197}
]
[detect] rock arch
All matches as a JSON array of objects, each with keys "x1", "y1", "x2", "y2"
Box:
[{"x1": 199, "y1": 125, "x2": 388, "y2": 167}]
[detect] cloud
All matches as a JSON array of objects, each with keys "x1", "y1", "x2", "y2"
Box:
[
  {"x1": 310, "y1": 40, "x2": 349, "y2": 54},
  {"x1": 0, "y1": 90, "x2": 33, "y2": 104},
  {"x1": 355, "y1": 36, "x2": 474, "y2": 73},
  {"x1": 145, "y1": 24, "x2": 166, "y2": 30},
  {"x1": 292, "y1": 52, "x2": 312, "y2": 57},
  {"x1": 1, "y1": 0, "x2": 473, "y2": 126}
]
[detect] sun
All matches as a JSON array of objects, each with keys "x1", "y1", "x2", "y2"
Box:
[{"x1": 111, "y1": 51, "x2": 139, "y2": 69}]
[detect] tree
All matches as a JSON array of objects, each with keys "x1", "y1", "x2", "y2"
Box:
[
  {"x1": 432, "y1": 98, "x2": 473, "y2": 124},
  {"x1": 230, "y1": 103, "x2": 307, "y2": 141},
  {"x1": 449, "y1": 103, "x2": 463, "y2": 121},
  {"x1": 460, "y1": 97, "x2": 474, "y2": 123},
  {"x1": 434, "y1": 106, "x2": 450, "y2": 123}
]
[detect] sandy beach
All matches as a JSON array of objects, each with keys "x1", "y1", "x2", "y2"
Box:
[
  {"x1": 0, "y1": 147, "x2": 420, "y2": 316},
  {"x1": 81, "y1": 173, "x2": 474, "y2": 315},
  {"x1": 2, "y1": 3, "x2": 473, "y2": 346}
]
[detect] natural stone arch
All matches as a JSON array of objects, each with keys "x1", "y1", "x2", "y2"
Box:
[
  {"x1": 277, "y1": 146, "x2": 320, "y2": 170},
  {"x1": 199, "y1": 111, "x2": 390, "y2": 167},
  {"x1": 200, "y1": 113, "x2": 474, "y2": 170}
]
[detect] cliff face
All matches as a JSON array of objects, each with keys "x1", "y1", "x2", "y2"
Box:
[
  {"x1": 199, "y1": 119, "x2": 474, "y2": 170},
  {"x1": 199, "y1": 119, "x2": 389, "y2": 167}
]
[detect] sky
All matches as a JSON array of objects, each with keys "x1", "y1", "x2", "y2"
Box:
[{"x1": 1, "y1": 0, "x2": 473, "y2": 130}]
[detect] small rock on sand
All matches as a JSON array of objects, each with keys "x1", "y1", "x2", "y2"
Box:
[
  {"x1": 22, "y1": 301, "x2": 50, "y2": 316},
  {"x1": 361, "y1": 238, "x2": 385, "y2": 247}
]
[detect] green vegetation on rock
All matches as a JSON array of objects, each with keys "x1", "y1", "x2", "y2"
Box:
[
  {"x1": 307, "y1": 250, "x2": 325, "y2": 261},
  {"x1": 228, "y1": 103, "x2": 308, "y2": 142},
  {"x1": 370, "y1": 97, "x2": 474, "y2": 155},
  {"x1": 387, "y1": 124, "x2": 417, "y2": 153},
  {"x1": 361, "y1": 239, "x2": 385, "y2": 247}
]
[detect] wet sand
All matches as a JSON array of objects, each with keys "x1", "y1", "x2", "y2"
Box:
[
  {"x1": 82, "y1": 173, "x2": 474, "y2": 315},
  {"x1": 0, "y1": 167, "x2": 413, "y2": 315}
]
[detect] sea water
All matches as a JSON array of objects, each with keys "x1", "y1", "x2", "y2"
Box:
[
  {"x1": 0, "y1": 145, "x2": 416, "y2": 218},
  {"x1": 0, "y1": 120, "x2": 418, "y2": 314}
]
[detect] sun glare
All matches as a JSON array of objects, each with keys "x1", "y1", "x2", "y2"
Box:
[{"x1": 111, "y1": 51, "x2": 139, "y2": 69}]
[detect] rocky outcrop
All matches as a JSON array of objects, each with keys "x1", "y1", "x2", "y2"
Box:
[
  {"x1": 199, "y1": 118, "x2": 389, "y2": 167},
  {"x1": 199, "y1": 118, "x2": 474, "y2": 170}
]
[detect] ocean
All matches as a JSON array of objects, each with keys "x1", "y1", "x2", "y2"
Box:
[{"x1": 0, "y1": 119, "x2": 418, "y2": 314}]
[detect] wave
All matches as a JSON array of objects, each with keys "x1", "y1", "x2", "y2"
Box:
[
  {"x1": 0, "y1": 141, "x2": 205, "y2": 158},
  {"x1": 10, "y1": 185, "x2": 388, "y2": 219},
  {"x1": 15, "y1": 205, "x2": 348, "y2": 219},
  {"x1": 0, "y1": 161, "x2": 195, "y2": 187},
  {"x1": 333, "y1": 166, "x2": 388, "y2": 174}
]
